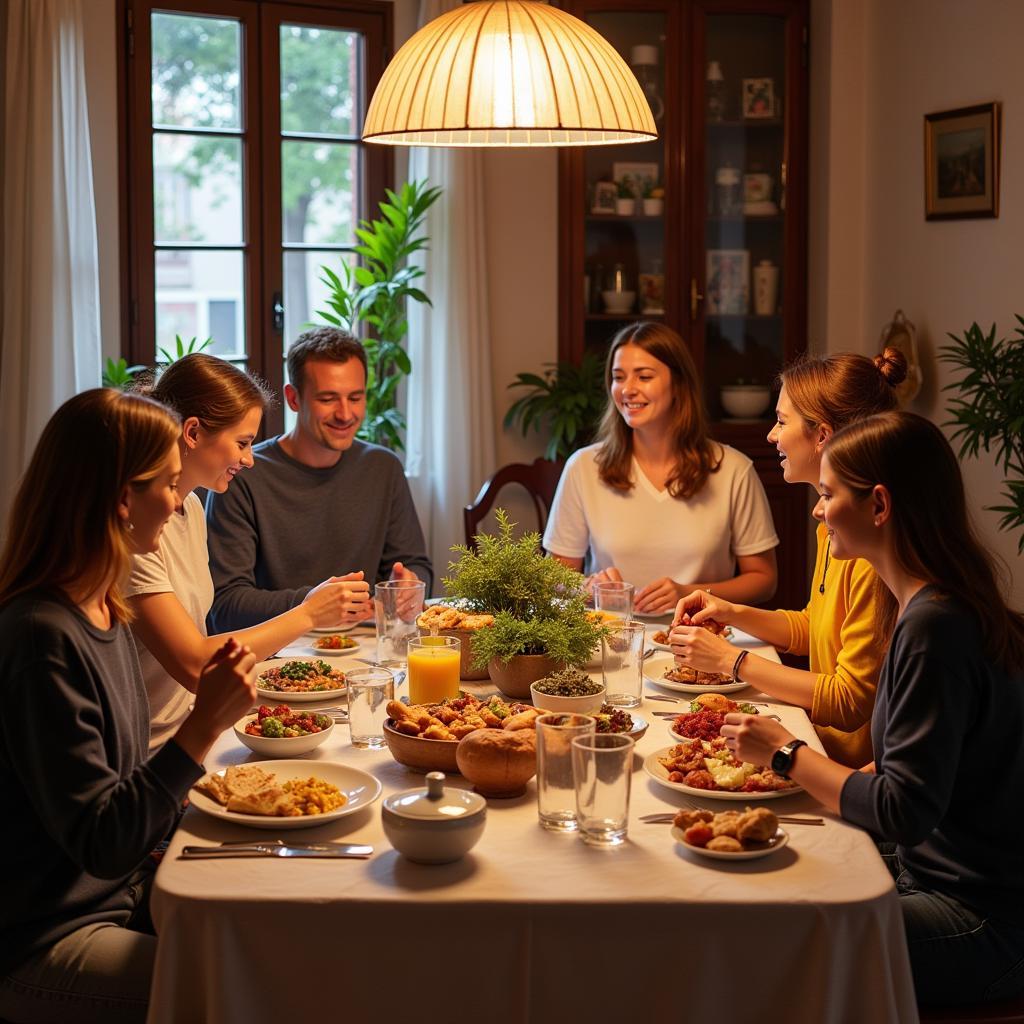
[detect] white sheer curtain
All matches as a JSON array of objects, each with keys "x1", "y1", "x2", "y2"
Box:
[
  {"x1": 0, "y1": 0, "x2": 101, "y2": 539},
  {"x1": 405, "y1": 0, "x2": 497, "y2": 592}
]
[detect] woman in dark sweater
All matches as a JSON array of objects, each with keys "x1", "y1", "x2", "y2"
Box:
[
  {"x1": 718, "y1": 410, "x2": 1024, "y2": 1006},
  {"x1": 0, "y1": 389, "x2": 257, "y2": 1024}
]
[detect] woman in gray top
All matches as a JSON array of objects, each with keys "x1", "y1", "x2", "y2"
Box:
[
  {"x1": 715, "y1": 411, "x2": 1024, "y2": 1006},
  {"x1": 0, "y1": 389, "x2": 257, "y2": 1024}
]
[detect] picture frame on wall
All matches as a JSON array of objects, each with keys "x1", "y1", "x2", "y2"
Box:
[
  {"x1": 706, "y1": 249, "x2": 749, "y2": 315},
  {"x1": 590, "y1": 181, "x2": 618, "y2": 214},
  {"x1": 924, "y1": 102, "x2": 1000, "y2": 220},
  {"x1": 741, "y1": 78, "x2": 774, "y2": 119}
]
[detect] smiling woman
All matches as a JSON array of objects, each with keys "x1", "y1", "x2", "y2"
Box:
[
  {"x1": 543, "y1": 321, "x2": 779, "y2": 614},
  {"x1": 126, "y1": 353, "x2": 372, "y2": 751}
]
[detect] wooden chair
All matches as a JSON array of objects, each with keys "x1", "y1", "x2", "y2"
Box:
[
  {"x1": 918, "y1": 994, "x2": 1024, "y2": 1024},
  {"x1": 464, "y1": 457, "x2": 564, "y2": 548}
]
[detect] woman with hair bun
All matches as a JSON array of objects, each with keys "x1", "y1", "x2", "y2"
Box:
[
  {"x1": 669, "y1": 347, "x2": 907, "y2": 767},
  {"x1": 0, "y1": 389, "x2": 256, "y2": 1022},
  {"x1": 543, "y1": 322, "x2": 779, "y2": 613},
  {"x1": 128, "y1": 353, "x2": 372, "y2": 751},
  {"x1": 721, "y1": 411, "x2": 1024, "y2": 1005}
]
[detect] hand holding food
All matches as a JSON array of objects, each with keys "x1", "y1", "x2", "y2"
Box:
[
  {"x1": 671, "y1": 589, "x2": 738, "y2": 628},
  {"x1": 720, "y1": 713, "x2": 797, "y2": 770},
  {"x1": 635, "y1": 576, "x2": 685, "y2": 614},
  {"x1": 667, "y1": 620, "x2": 735, "y2": 676},
  {"x1": 304, "y1": 571, "x2": 372, "y2": 625},
  {"x1": 192, "y1": 639, "x2": 258, "y2": 732}
]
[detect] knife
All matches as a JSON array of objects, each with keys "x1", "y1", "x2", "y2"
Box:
[{"x1": 181, "y1": 843, "x2": 372, "y2": 859}]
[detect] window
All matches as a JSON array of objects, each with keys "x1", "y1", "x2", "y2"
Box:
[{"x1": 122, "y1": 0, "x2": 391, "y2": 430}]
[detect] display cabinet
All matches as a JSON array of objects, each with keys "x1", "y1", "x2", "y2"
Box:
[{"x1": 557, "y1": 0, "x2": 810, "y2": 610}]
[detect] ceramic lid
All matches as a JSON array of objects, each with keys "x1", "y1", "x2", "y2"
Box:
[{"x1": 383, "y1": 772, "x2": 486, "y2": 821}]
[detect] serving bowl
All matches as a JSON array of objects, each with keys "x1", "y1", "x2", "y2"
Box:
[
  {"x1": 720, "y1": 384, "x2": 771, "y2": 419},
  {"x1": 382, "y1": 772, "x2": 487, "y2": 864},
  {"x1": 530, "y1": 680, "x2": 606, "y2": 715},
  {"x1": 383, "y1": 720, "x2": 460, "y2": 773},
  {"x1": 232, "y1": 714, "x2": 335, "y2": 757}
]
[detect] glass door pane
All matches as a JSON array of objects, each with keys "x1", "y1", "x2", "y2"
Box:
[
  {"x1": 582, "y1": 11, "x2": 668, "y2": 355},
  {"x1": 701, "y1": 13, "x2": 786, "y2": 423}
]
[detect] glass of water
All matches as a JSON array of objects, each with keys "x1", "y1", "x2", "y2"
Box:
[
  {"x1": 346, "y1": 667, "x2": 395, "y2": 749},
  {"x1": 601, "y1": 619, "x2": 646, "y2": 708},
  {"x1": 593, "y1": 580, "x2": 635, "y2": 622},
  {"x1": 374, "y1": 579, "x2": 425, "y2": 666},
  {"x1": 536, "y1": 713, "x2": 596, "y2": 832},
  {"x1": 571, "y1": 733, "x2": 635, "y2": 847}
]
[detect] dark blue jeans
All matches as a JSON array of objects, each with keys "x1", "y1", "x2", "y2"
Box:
[{"x1": 880, "y1": 844, "x2": 1024, "y2": 1006}]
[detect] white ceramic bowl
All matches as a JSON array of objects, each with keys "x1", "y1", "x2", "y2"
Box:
[
  {"x1": 530, "y1": 680, "x2": 606, "y2": 715},
  {"x1": 382, "y1": 772, "x2": 487, "y2": 864},
  {"x1": 602, "y1": 290, "x2": 636, "y2": 314},
  {"x1": 233, "y1": 713, "x2": 335, "y2": 757},
  {"x1": 720, "y1": 385, "x2": 771, "y2": 419}
]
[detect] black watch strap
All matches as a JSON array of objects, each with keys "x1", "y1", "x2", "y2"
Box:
[{"x1": 771, "y1": 739, "x2": 807, "y2": 779}]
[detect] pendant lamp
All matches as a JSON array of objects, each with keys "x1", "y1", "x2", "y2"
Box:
[{"x1": 362, "y1": 0, "x2": 658, "y2": 147}]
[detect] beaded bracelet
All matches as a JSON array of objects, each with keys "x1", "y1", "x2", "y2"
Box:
[{"x1": 731, "y1": 649, "x2": 749, "y2": 683}]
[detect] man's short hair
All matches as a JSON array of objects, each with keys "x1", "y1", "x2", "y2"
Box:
[{"x1": 286, "y1": 327, "x2": 368, "y2": 391}]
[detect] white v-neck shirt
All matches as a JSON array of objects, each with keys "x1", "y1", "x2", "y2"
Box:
[{"x1": 543, "y1": 442, "x2": 778, "y2": 590}]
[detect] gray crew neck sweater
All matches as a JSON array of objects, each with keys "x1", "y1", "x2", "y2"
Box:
[{"x1": 206, "y1": 436, "x2": 432, "y2": 632}]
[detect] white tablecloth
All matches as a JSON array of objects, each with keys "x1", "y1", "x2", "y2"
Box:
[{"x1": 148, "y1": 632, "x2": 918, "y2": 1024}]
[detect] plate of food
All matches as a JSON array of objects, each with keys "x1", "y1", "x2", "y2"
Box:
[
  {"x1": 643, "y1": 744, "x2": 802, "y2": 800},
  {"x1": 671, "y1": 807, "x2": 789, "y2": 860},
  {"x1": 255, "y1": 658, "x2": 349, "y2": 702},
  {"x1": 191, "y1": 760, "x2": 382, "y2": 829},
  {"x1": 643, "y1": 654, "x2": 749, "y2": 694},
  {"x1": 592, "y1": 704, "x2": 648, "y2": 742},
  {"x1": 308, "y1": 634, "x2": 362, "y2": 656}
]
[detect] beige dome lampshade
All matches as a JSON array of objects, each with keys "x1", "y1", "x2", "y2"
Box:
[{"x1": 362, "y1": 0, "x2": 658, "y2": 147}]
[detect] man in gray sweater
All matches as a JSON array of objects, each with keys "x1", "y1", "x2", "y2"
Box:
[{"x1": 206, "y1": 328, "x2": 432, "y2": 632}]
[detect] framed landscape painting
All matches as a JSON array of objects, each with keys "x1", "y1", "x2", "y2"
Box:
[{"x1": 924, "y1": 102, "x2": 1000, "y2": 220}]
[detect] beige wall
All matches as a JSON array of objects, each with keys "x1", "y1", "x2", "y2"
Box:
[{"x1": 813, "y1": 0, "x2": 1023, "y2": 603}]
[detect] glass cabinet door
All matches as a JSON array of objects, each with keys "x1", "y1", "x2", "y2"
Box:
[
  {"x1": 580, "y1": 10, "x2": 670, "y2": 353},
  {"x1": 696, "y1": 12, "x2": 789, "y2": 423}
]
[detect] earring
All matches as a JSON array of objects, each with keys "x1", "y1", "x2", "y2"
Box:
[
  {"x1": 874, "y1": 517, "x2": 881, "y2": 526},
  {"x1": 127, "y1": 522, "x2": 135, "y2": 532}
]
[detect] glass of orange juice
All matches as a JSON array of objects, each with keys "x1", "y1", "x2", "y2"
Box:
[{"x1": 407, "y1": 636, "x2": 461, "y2": 704}]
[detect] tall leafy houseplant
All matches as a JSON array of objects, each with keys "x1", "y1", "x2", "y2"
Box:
[
  {"x1": 444, "y1": 510, "x2": 604, "y2": 668},
  {"x1": 504, "y1": 352, "x2": 607, "y2": 461},
  {"x1": 101, "y1": 336, "x2": 212, "y2": 390},
  {"x1": 317, "y1": 181, "x2": 442, "y2": 451},
  {"x1": 940, "y1": 316, "x2": 1024, "y2": 552}
]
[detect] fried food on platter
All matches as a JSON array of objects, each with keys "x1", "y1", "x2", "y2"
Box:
[
  {"x1": 664, "y1": 665, "x2": 733, "y2": 686},
  {"x1": 416, "y1": 605, "x2": 495, "y2": 631},
  {"x1": 679, "y1": 806, "x2": 780, "y2": 851},
  {"x1": 387, "y1": 694, "x2": 535, "y2": 742},
  {"x1": 706, "y1": 835, "x2": 744, "y2": 853},
  {"x1": 658, "y1": 739, "x2": 798, "y2": 793},
  {"x1": 736, "y1": 806, "x2": 779, "y2": 843}
]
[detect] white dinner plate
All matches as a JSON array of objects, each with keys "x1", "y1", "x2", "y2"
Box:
[
  {"x1": 189, "y1": 760, "x2": 382, "y2": 830},
  {"x1": 632, "y1": 609, "x2": 673, "y2": 622},
  {"x1": 255, "y1": 658, "x2": 354, "y2": 703},
  {"x1": 643, "y1": 747, "x2": 803, "y2": 801},
  {"x1": 643, "y1": 654, "x2": 750, "y2": 695},
  {"x1": 306, "y1": 635, "x2": 364, "y2": 657},
  {"x1": 309, "y1": 621, "x2": 360, "y2": 634},
  {"x1": 671, "y1": 824, "x2": 790, "y2": 860}
]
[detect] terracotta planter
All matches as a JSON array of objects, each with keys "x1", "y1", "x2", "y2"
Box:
[
  {"x1": 487, "y1": 653, "x2": 563, "y2": 700},
  {"x1": 417, "y1": 626, "x2": 490, "y2": 681}
]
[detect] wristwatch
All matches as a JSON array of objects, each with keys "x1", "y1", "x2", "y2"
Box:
[{"x1": 770, "y1": 739, "x2": 807, "y2": 779}]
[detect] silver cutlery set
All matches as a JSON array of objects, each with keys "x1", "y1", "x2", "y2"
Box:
[{"x1": 181, "y1": 839, "x2": 373, "y2": 859}]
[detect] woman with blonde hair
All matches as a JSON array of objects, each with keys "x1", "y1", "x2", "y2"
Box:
[
  {"x1": 128, "y1": 353, "x2": 372, "y2": 750},
  {"x1": 721, "y1": 411, "x2": 1024, "y2": 1004},
  {"x1": 543, "y1": 322, "x2": 779, "y2": 613},
  {"x1": 0, "y1": 389, "x2": 256, "y2": 1023},
  {"x1": 669, "y1": 347, "x2": 906, "y2": 767}
]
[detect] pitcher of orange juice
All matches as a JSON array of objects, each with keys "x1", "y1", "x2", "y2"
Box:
[{"x1": 407, "y1": 636, "x2": 461, "y2": 704}]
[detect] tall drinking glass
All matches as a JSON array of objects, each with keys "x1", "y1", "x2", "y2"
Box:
[
  {"x1": 375, "y1": 579, "x2": 425, "y2": 666},
  {"x1": 407, "y1": 636, "x2": 460, "y2": 705},
  {"x1": 346, "y1": 667, "x2": 395, "y2": 749},
  {"x1": 601, "y1": 620, "x2": 646, "y2": 708},
  {"x1": 572, "y1": 733, "x2": 635, "y2": 847},
  {"x1": 593, "y1": 581, "x2": 635, "y2": 623},
  {"x1": 536, "y1": 713, "x2": 596, "y2": 832}
]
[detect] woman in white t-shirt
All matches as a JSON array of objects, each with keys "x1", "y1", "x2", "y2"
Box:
[
  {"x1": 127, "y1": 354, "x2": 373, "y2": 750},
  {"x1": 543, "y1": 322, "x2": 778, "y2": 613}
]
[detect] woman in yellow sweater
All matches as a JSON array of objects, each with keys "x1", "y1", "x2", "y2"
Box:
[{"x1": 667, "y1": 347, "x2": 906, "y2": 767}]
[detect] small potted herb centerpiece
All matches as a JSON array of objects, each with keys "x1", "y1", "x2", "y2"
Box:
[{"x1": 443, "y1": 510, "x2": 606, "y2": 698}]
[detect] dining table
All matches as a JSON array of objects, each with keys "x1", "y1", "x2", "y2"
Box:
[{"x1": 146, "y1": 625, "x2": 918, "y2": 1024}]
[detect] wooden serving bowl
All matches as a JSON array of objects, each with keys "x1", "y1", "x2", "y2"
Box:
[{"x1": 383, "y1": 720, "x2": 460, "y2": 774}]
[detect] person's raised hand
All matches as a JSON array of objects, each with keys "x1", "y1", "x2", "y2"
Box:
[
  {"x1": 304, "y1": 572, "x2": 371, "y2": 626},
  {"x1": 666, "y1": 622, "x2": 735, "y2": 676},
  {"x1": 671, "y1": 590, "x2": 738, "y2": 628}
]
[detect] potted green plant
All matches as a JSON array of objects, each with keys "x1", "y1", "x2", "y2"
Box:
[
  {"x1": 504, "y1": 352, "x2": 607, "y2": 462},
  {"x1": 443, "y1": 510, "x2": 605, "y2": 697},
  {"x1": 614, "y1": 175, "x2": 636, "y2": 216},
  {"x1": 317, "y1": 180, "x2": 442, "y2": 451},
  {"x1": 641, "y1": 178, "x2": 664, "y2": 216},
  {"x1": 940, "y1": 316, "x2": 1024, "y2": 553}
]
